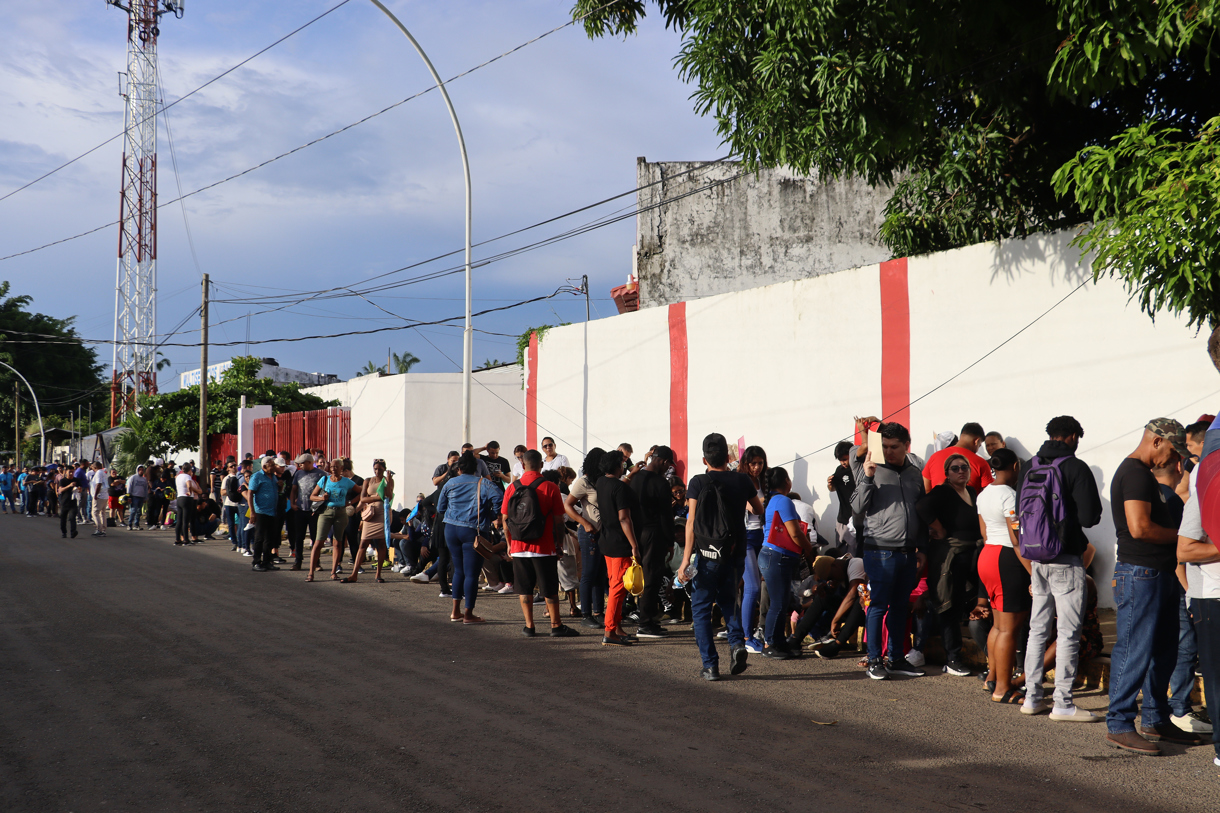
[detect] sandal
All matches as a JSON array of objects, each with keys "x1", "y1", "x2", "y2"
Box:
[
  {"x1": 991, "y1": 688, "x2": 1025, "y2": 704},
  {"x1": 340, "y1": 577, "x2": 358, "y2": 584},
  {"x1": 376, "y1": 577, "x2": 386, "y2": 583},
  {"x1": 330, "y1": 573, "x2": 341, "y2": 581},
  {"x1": 984, "y1": 680, "x2": 997, "y2": 693},
  {"x1": 450, "y1": 616, "x2": 464, "y2": 622},
  {"x1": 305, "y1": 575, "x2": 314, "y2": 582}
]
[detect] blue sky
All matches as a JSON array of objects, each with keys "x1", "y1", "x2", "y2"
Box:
[{"x1": 0, "y1": 0, "x2": 722, "y2": 386}]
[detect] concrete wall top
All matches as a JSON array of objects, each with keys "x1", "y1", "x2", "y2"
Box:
[{"x1": 635, "y1": 158, "x2": 893, "y2": 308}]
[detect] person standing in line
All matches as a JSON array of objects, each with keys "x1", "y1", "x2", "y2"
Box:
[
  {"x1": 74, "y1": 462, "x2": 89, "y2": 523},
  {"x1": 676, "y1": 433, "x2": 763, "y2": 680},
  {"x1": 758, "y1": 466, "x2": 814, "y2": 659},
  {"x1": 922, "y1": 422, "x2": 995, "y2": 493},
  {"x1": 288, "y1": 454, "x2": 323, "y2": 571},
  {"x1": 850, "y1": 419, "x2": 927, "y2": 681},
  {"x1": 565, "y1": 448, "x2": 607, "y2": 627},
  {"x1": 1176, "y1": 458, "x2": 1220, "y2": 769},
  {"x1": 0, "y1": 465, "x2": 13, "y2": 514},
  {"x1": 1106, "y1": 419, "x2": 1201, "y2": 754},
  {"x1": 510, "y1": 444, "x2": 527, "y2": 482},
  {"x1": 739, "y1": 446, "x2": 769, "y2": 653},
  {"x1": 346, "y1": 459, "x2": 396, "y2": 584},
  {"x1": 221, "y1": 461, "x2": 245, "y2": 553},
  {"x1": 247, "y1": 457, "x2": 282, "y2": 572},
  {"x1": 503, "y1": 449, "x2": 579, "y2": 638},
  {"x1": 125, "y1": 465, "x2": 149, "y2": 530},
  {"x1": 89, "y1": 462, "x2": 109, "y2": 536},
  {"x1": 56, "y1": 469, "x2": 78, "y2": 538},
  {"x1": 827, "y1": 441, "x2": 858, "y2": 554},
  {"x1": 174, "y1": 463, "x2": 202, "y2": 545},
  {"x1": 437, "y1": 451, "x2": 502, "y2": 623},
  {"x1": 306, "y1": 458, "x2": 356, "y2": 581},
  {"x1": 540, "y1": 437, "x2": 570, "y2": 472},
  {"x1": 630, "y1": 445, "x2": 677, "y2": 639},
  {"x1": 459, "y1": 442, "x2": 494, "y2": 480},
  {"x1": 479, "y1": 441, "x2": 513, "y2": 489},
  {"x1": 595, "y1": 449, "x2": 642, "y2": 647}
]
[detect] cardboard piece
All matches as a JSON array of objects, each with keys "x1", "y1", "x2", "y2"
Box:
[{"x1": 867, "y1": 428, "x2": 883, "y2": 464}]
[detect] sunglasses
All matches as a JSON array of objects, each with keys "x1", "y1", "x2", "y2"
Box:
[
  {"x1": 948, "y1": 465, "x2": 970, "y2": 473},
  {"x1": 373, "y1": 459, "x2": 385, "y2": 465},
  {"x1": 542, "y1": 444, "x2": 554, "y2": 449}
]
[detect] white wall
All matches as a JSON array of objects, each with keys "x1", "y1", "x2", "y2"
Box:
[
  {"x1": 533, "y1": 230, "x2": 1219, "y2": 607},
  {"x1": 305, "y1": 367, "x2": 523, "y2": 509}
]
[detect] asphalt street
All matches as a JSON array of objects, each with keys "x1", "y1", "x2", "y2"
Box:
[{"x1": 0, "y1": 513, "x2": 1215, "y2": 812}]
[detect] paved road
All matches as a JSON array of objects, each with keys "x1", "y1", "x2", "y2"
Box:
[{"x1": 0, "y1": 515, "x2": 1214, "y2": 812}]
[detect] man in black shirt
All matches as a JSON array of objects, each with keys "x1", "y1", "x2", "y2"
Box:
[
  {"x1": 1106, "y1": 418, "x2": 1200, "y2": 755},
  {"x1": 194, "y1": 496, "x2": 222, "y2": 539},
  {"x1": 827, "y1": 441, "x2": 857, "y2": 554},
  {"x1": 630, "y1": 446, "x2": 676, "y2": 638},
  {"x1": 479, "y1": 441, "x2": 512, "y2": 490},
  {"x1": 595, "y1": 450, "x2": 642, "y2": 646},
  {"x1": 677, "y1": 433, "x2": 763, "y2": 681}
]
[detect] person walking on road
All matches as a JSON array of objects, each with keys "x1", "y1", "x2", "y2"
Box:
[{"x1": 56, "y1": 469, "x2": 79, "y2": 539}]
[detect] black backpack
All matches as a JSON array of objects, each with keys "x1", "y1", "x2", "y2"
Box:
[
  {"x1": 691, "y1": 474, "x2": 734, "y2": 560},
  {"x1": 505, "y1": 478, "x2": 547, "y2": 541}
]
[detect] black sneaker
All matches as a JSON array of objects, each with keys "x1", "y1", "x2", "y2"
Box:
[
  {"x1": 889, "y1": 657, "x2": 925, "y2": 677},
  {"x1": 763, "y1": 646, "x2": 793, "y2": 660},
  {"x1": 272, "y1": 556, "x2": 287, "y2": 564},
  {"x1": 701, "y1": 666, "x2": 722, "y2": 681},
  {"x1": 252, "y1": 564, "x2": 269, "y2": 572},
  {"x1": 943, "y1": 660, "x2": 972, "y2": 677},
  {"x1": 550, "y1": 624, "x2": 580, "y2": 638},
  {"x1": 729, "y1": 645, "x2": 749, "y2": 675},
  {"x1": 601, "y1": 634, "x2": 632, "y2": 646},
  {"x1": 866, "y1": 659, "x2": 889, "y2": 680},
  {"x1": 263, "y1": 564, "x2": 281, "y2": 571},
  {"x1": 636, "y1": 624, "x2": 667, "y2": 639},
  {"x1": 521, "y1": 626, "x2": 536, "y2": 638},
  {"x1": 580, "y1": 616, "x2": 604, "y2": 629}
]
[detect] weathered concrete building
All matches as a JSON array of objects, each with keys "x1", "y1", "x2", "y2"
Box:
[{"x1": 634, "y1": 158, "x2": 893, "y2": 307}]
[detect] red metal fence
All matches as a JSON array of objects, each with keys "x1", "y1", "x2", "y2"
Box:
[
  {"x1": 252, "y1": 407, "x2": 350, "y2": 460},
  {"x1": 207, "y1": 433, "x2": 237, "y2": 470}
]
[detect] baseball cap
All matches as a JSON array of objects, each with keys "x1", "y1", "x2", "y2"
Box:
[
  {"x1": 702, "y1": 432, "x2": 728, "y2": 459},
  {"x1": 295, "y1": 453, "x2": 315, "y2": 464},
  {"x1": 1146, "y1": 418, "x2": 1189, "y2": 456}
]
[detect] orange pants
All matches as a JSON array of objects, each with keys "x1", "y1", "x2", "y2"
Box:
[{"x1": 605, "y1": 556, "x2": 631, "y2": 636}]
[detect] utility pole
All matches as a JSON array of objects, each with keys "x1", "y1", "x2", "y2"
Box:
[
  {"x1": 199, "y1": 273, "x2": 209, "y2": 470},
  {"x1": 582, "y1": 274, "x2": 589, "y2": 456},
  {"x1": 13, "y1": 383, "x2": 18, "y2": 466}
]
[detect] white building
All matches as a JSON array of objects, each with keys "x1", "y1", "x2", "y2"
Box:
[{"x1": 180, "y1": 357, "x2": 341, "y2": 389}]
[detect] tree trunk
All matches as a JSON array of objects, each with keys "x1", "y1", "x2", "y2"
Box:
[{"x1": 1210, "y1": 325, "x2": 1220, "y2": 374}]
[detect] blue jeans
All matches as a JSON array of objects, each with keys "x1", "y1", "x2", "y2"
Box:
[
  {"x1": 1170, "y1": 589, "x2": 1200, "y2": 717},
  {"x1": 691, "y1": 552, "x2": 746, "y2": 669},
  {"x1": 1193, "y1": 597, "x2": 1220, "y2": 758},
  {"x1": 226, "y1": 504, "x2": 248, "y2": 550},
  {"x1": 578, "y1": 526, "x2": 607, "y2": 617},
  {"x1": 445, "y1": 524, "x2": 482, "y2": 611},
  {"x1": 741, "y1": 528, "x2": 763, "y2": 640},
  {"x1": 758, "y1": 546, "x2": 798, "y2": 649},
  {"x1": 193, "y1": 517, "x2": 220, "y2": 538},
  {"x1": 1107, "y1": 563, "x2": 1179, "y2": 733},
  {"x1": 862, "y1": 548, "x2": 920, "y2": 662},
  {"x1": 127, "y1": 495, "x2": 145, "y2": 528}
]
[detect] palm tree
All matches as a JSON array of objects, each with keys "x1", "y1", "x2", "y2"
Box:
[
  {"x1": 391, "y1": 351, "x2": 420, "y2": 374},
  {"x1": 358, "y1": 361, "x2": 385, "y2": 377}
]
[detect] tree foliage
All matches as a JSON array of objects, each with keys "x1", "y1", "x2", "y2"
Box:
[
  {"x1": 128, "y1": 356, "x2": 337, "y2": 454},
  {"x1": 573, "y1": 1, "x2": 1219, "y2": 260}
]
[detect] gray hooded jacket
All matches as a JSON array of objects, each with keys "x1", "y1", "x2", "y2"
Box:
[{"x1": 849, "y1": 445, "x2": 926, "y2": 550}]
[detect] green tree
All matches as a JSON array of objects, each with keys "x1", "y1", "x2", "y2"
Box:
[
  {"x1": 572, "y1": 1, "x2": 1219, "y2": 257},
  {"x1": 358, "y1": 361, "x2": 385, "y2": 377},
  {"x1": 391, "y1": 351, "x2": 420, "y2": 374},
  {"x1": 125, "y1": 356, "x2": 337, "y2": 454}
]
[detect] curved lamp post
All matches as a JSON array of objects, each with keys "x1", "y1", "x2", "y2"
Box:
[
  {"x1": 0, "y1": 360, "x2": 46, "y2": 464},
  {"x1": 367, "y1": 0, "x2": 473, "y2": 444}
]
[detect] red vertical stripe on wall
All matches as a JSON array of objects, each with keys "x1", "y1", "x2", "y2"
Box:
[
  {"x1": 879, "y1": 258, "x2": 911, "y2": 431},
  {"x1": 668, "y1": 302, "x2": 688, "y2": 481},
  {"x1": 526, "y1": 331, "x2": 539, "y2": 450}
]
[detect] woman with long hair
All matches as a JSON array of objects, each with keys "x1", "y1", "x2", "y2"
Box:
[
  {"x1": 307, "y1": 459, "x2": 356, "y2": 582},
  {"x1": 437, "y1": 451, "x2": 502, "y2": 623},
  {"x1": 758, "y1": 467, "x2": 814, "y2": 659},
  {"x1": 564, "y1": 447, "x2": 607, "y2": 627},
  {"x1": 740, "y1": 445, "x2": 769, "y2": 652},
  {"x1": 345, "y1": 459, "x2": 395, "y2": 584}
]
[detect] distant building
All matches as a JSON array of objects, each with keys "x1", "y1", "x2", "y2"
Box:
[{"x1": 179, "y1": 358, "x2": 341, "y2": 389}]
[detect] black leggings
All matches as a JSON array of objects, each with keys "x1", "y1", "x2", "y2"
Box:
[
  {"x1": 433, "y1": 519, "x2": 451, "y2": 592},
  {"x1": 175, "y1": 497, "x2": 194, "y2": 542},
  {"x1": 289, "y1": 509, "x2": 317, "y2": 562}
]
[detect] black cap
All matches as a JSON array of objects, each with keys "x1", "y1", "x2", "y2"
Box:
[{"x1": 702, "y1": 433, "x2": 727, "y2": 459}]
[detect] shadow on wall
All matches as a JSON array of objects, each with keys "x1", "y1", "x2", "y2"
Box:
[{"x1": 987, "y1": 228, "x2": 1093, "y2": 288}]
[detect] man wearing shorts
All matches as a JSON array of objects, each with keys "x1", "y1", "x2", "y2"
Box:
[{"x1": 502, "y1": 449, "x2": 579, "y2": 638}]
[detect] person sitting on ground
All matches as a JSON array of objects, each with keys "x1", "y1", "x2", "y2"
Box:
[
  {"x1": 193, "y1": 495, "x2": 221, "y2": 539},
  {"x1": 502, "y1": 449, "x2": 579, "y2": 638},
  {"x1": 922, "y1": 422, "x2": 994, "y2": 493},
  {"x1": 788, "y1": 554, "x2": 867, "y2": 657},
  {"x1": 976, "y1": 448, "x2": 1031, "y2": 703}
]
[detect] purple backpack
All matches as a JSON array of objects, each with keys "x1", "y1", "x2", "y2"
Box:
[{"x1": 1017, "y1": 456, "x2": 1069, "y2": 562}]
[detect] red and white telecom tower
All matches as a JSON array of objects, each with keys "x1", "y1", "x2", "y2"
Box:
[{"x1": 107, "y1": 0, "x2": 185, "y2": 426}]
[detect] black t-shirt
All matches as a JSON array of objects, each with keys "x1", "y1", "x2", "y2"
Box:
[
  {"x1": 595, "y1": 475, "x2": 641, "y2": 558},
  {"x1": 196, "y1": 498, "x2": 220, "y2": 520},
  {"x1": 481, "y1": 455, "x2": 511, "y2": 488},
  {"x1": 686, "y1": 470, "x2": 756, "y2": 551},
  {"x1": 1111, "y1": 457, "x2": 1176, "y2": 571},
  {"x1": 832, "y1": 464, "x2": 856, "y2": 524},
  {"x1": 631, "y1": 469, "x2": 674, "y2": 534},
  {"x1": 919, "y1": 484, "x2": 981, "y2": 542}
]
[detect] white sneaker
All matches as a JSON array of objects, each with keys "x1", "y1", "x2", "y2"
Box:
[
  {"x1": 242, "y1": 550, "x2": 253, "y2": 557},
  {"x1": 1049, "y1": 706, "x2": 1100, "y2": 722},
  {"x1": 409, "y1": 571, "x2": 432, "y2": 583},
  {"x1": 905, "y1": 649, "x2": 925, "y2": 667},
  {"x1": 243, "y1": 522, "x2": 255, "y2": 531},
  {"x1": 482, "y1": 582, "x2": 504, "y2": 592},
  {"x1": 390, "y1": 563, "x2": 403, "y2": 572},
  {"x1": 716, "y1": 630, "x2": 729, "y2": 640},
  {"x1": 497, "y1": 583, "x2": 514, "y2": 594},
  {"x1": 1172, "y1": 712, "x2": 1214, "y2": 734},
  {"x1": 1021, "y1": 699, "x2": 1050, "y2": 715},
  {"x1": 1214, "y1": 756, "x2": 1220, "y2": 768},
  {"x1": 533, "y1": 594, "x2": 546, "y2": 604}
]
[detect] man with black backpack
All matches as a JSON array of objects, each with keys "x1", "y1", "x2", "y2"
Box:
[
  {"x1": 502, "y1": 449, "x2": 580, "y2": 638},
  {"x1": 1017, "y1": 415, "x2": 1103, "y2": 723},
  {"x1": 676, "y1": 433, "x2": 763, "y2": 681}
]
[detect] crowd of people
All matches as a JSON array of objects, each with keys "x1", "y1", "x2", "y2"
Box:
[{"x1": 4, "y1": 414, "x2": 1218, "y2": 766}]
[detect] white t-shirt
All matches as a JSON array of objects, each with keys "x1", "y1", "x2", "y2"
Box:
[
  {"x1": 792, "y1": 499, "x2": 818, "y2": 538},
  {"x1": 846, "y1": 556, "x2": 866, "y2": 584},
  {"x1": 511, "y1": 460, "x2": 524, "y2": 480},
  {"x1": 977, "y1": 483, "x2": 1016, "y2": 547},
  {"x1": 1180, "y1": 472, "x2": 1220, "y2": 599},
  {"x1": 541, "y1": 454, "x2": 569, "y2": 472},
  {"x1": 89, "y1": 469, "x2": 109, "y2": 496},
  {"x1": 175, "y1": 472, "x2": 195, "y2": 499}
]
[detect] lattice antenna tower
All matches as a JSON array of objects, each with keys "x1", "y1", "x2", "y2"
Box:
[{"x1": 107, "y1": 0, "x2": 185, "y2": 426}]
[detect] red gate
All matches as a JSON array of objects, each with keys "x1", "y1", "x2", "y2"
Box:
[{"x1": 252, "y1": 407, "x2": 350, "y2": 460}]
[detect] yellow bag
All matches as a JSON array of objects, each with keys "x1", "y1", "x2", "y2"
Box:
[{"x1": 623, "y1": 557, "x2": 645, "y2": 596}]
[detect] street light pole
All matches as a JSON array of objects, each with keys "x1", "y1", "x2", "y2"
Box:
[
  {"x1": 0, "y1": 360, "x2": 45, "y2": 464},
  {"x1": 366, "y1": 0, "x2": 473, "y2": 444}
]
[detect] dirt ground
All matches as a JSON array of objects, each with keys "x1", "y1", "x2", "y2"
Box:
[{"x1": 0, "y1": 515, "x2": 1215, "y2": 812}]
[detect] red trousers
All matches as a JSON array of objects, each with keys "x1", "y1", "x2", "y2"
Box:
[{"x1": 605, "y1": 556, "x2": 631, "y2": 635}]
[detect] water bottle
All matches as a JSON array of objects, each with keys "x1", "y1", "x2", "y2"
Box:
[{"x1": 677, "y1": 554, "x2": 698, "y2": 588}]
